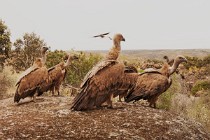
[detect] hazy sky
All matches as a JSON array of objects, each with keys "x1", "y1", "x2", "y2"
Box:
[{"x1": 0, "y1": 0, "x2": 210, "y2": 50}]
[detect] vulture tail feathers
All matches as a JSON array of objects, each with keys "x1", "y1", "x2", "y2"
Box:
[
  {"x1": 125, "y1": 90, "x2": 144, "y2": 103},
  {"x1": 14, "y1": 89, "x2": 21, "y2": 103},
  {"x1": 71, "y1": 86, "x2": 94, "y2": 111},
  {"x1": 125, "y1": 94, "x2": 143, "y2": 103}
]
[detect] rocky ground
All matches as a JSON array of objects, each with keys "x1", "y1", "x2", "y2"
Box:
[{"x1": 0, "y1": 96, "x2": 209, "y2": 140}]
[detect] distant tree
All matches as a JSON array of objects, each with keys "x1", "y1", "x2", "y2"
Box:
[
  {"x1": 9, "y1": 32, "x2": 48, "y2": 72},
  {"x1": 0, "y1": 19, "x2": 11, "y2": 71}
]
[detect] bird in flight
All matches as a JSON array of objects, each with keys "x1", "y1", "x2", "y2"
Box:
[{"x1": 93, "y1": 32, "x2": 112, "y2": 40}]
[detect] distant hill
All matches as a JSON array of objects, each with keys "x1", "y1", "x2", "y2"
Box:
[{"x1": 85, "y1": 49, "x2": 210, "y2": 60}]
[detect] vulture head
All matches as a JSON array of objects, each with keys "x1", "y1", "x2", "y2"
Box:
[
  {"x1": 113, "y1": 33, "x2": 125, "y2": 42},
  {"x1": 41, "y1": 47, "x2": 49, "y2": 54},
  {"x1": 169, "y1": 55, "x2": 187, "y2": 75},
  {"x1": 175, "y1": 55, "x2": 187, "y2": 64},
  {"x1": 163, "y1": 55, "x2": 168, "y2": 60}
]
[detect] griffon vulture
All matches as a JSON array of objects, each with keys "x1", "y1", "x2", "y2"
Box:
[
  {"x1": 37, "y1": 53, "x2": 78, "y2": 96},
  {"x1": 71, "y1": 33, "x2": 127, "y2": 111},
  {"x1": 125, "y1": 55, "x2": 187, "y2": 108},
  {"x1": 14, "y1": 47, "x2": 49, "y2": 103}
]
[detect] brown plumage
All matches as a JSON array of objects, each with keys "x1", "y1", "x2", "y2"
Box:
[
  {"x1": 125, "y1": 55, "x2": 187, "y2": 108},
  {"x1": 113, "y1": 66, "x2": 138, "y2": 102},
  {"x1": 14, "y1": 47, "x2": 49, "y2": 103},
  {"x1": 37, "y1": 54, "x2": 78, "y2": 96},
  {"x1": 71, "y1": 33, "x2": 126, "y2": 111}
]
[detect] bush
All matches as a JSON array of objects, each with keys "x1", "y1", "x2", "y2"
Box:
[
  {"x1": 66, "y1": 52, "x2": 102, "y2": 86},
  {"x1": 186, "y1": 94, "x2": 210, "y2": 132},
  {"x1": 45, "y1": 50, "x2": 66, "y2": 68},
  {"x1": 0, "y1": 67, "x2": 15, "y2": 99},
  {"x1": 184, "y1": 55, "x2": 210, "y2": 70},
  {"x1": 191, "y1": 80, "x2": 210, "y2": 95},
  {"x1": 157, "y1": 74, "x2": 180, "y2": 110}
]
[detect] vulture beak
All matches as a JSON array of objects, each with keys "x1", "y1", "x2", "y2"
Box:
[{"x1": 183, "y1": 57, "x2": 188, "y2": 63}]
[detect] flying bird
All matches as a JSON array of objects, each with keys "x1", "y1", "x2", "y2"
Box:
[
  {"x1": 14, "y1": 47, "x2": 49, "y2": 103},
  {"x1": 93, "y1": 32, "x2": 112, "y2": 40},
  {"x1": 71, "y1": 33, "x2": 126, "y2": 111},
  {"x1": 125, "y1": 55, "x2": 187, "y2": 108}
]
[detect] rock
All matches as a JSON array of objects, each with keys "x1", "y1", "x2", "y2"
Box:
[{"x1": 0, "y1": 96, "x2": 209, "y2": 139}]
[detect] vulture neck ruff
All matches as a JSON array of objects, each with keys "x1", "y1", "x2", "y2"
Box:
[
  {"x1": 105, "y1": 39, "x2": 121, "y2": 60},
  {"x1": 64, "y1": 54, "x2": 71, "y2": 68},
  {"x1": 41, "y1": 51, "x2": 47, "y2": 65}
]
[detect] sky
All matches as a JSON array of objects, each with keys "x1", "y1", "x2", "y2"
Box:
[{"x1": 0, "y1": 0, "x2": 210, "y2": 51}]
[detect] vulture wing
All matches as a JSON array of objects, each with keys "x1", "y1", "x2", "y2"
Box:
[
  {"x1": 15, "y1": 66, "x2": 39, "y2": 86},
  {"x1": 37, "y1": 65, "x2": 63, "y2": 95},
  {"x1": 71, "y1": 61, "x2": 125, "y2": 111},
  {"x1": 48, "y1": 66, "x2": 56, "y2": 72},
  {"x1": 14, "y1": 67, "x2": 48, "y2": 102},
  {"x1": 125, "y1": 72, "x2": 172, "y2": 103},
  {"x1": 113, "y1": 72, "x2": 139, "y2": 98},
  {"x1": 80, "y1": 60, "x2": 118, "y2": 88}
]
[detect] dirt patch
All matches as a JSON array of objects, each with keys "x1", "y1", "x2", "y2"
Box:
[{"x1": 0, "y1": 96, "x2": 209, "y2": 140}]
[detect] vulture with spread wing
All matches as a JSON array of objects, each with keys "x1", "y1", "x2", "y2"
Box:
[
  {"x1": 14, "y1": 47, "x2": 49, "y2": 103},
  {"x1": 37, "y1": 53, "x2": 78, "y2": 96},
  {"x1": 125, "y1": 55, "x2": 187, "y2": 108},
  {"x1": 71, "y1": 33, "x2": 128, "y2": 111}
]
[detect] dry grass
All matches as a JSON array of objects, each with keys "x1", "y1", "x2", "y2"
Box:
[
  {"x1": 169, "y1": 87, "x2": 210, "y2": 132},
  {"x1": 156, "y1": 73, "x2": 210, "y2": 132},
  {"x1": 0, "y1": 66, "x2": 19, "y2": 99}
]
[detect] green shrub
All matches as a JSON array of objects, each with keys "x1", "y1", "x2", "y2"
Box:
[
  {"x1": 191, "y1": 80, "x2": 210, "y2": 95},
  {"x1": 66, "y1": 52, "x2": 102, "y2": 86},
  {"x1": 157, "y1": 75, "x2": 180, "y2": 110},
  {"x1": 184, "y1": 55, "x2": 210, "y2": 70}
]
